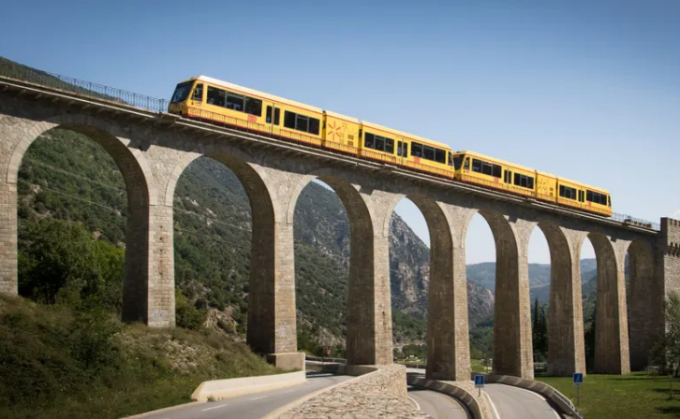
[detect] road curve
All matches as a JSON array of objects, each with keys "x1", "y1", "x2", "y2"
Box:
[
  {"x1": 484, "y1": 383, "x2": 562, "y2": 419},
  {"x1": 138, "y1": 372, "x2": 351, "y2": 419},
  {"x1": 408, "y1": 386, "x2": 469, "y2": 419}
]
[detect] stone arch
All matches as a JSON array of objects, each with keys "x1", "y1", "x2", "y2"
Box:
[
  {"x1": 532, "y1": 221, "x2": 585, "y2": 376},
  {"x1": 0, "y1": 114, "x2": 163, "y2": 324},
  {"x1": 288, "y1": 168, "x2": 384, "y2": 365},
  {"x1": 464, "y1": 208, "x2": 532, "y2": 378},
  {"x1": 385, "y1": 188, "x2": 472, "y2": 380},
  {"x1": 583, "y1": 231, "x2": 630, "y2": 374},
  {"x1": 627, "y1": 239, "x2": 655, "y2": 370},
  {"x1": 166, "y1": 144, "x2": 283, "y2": 356}
]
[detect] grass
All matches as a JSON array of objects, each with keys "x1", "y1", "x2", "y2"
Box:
[
  {"x1": 536, "y1": 372, "x2": 680, "y2": 419},
  {"x1": 0, "y1": 295, "x2": 282, "y2": 419}
]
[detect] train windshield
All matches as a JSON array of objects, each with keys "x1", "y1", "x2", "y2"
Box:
[
  {"x1": 453, "y1": 156, "x2": 464, "y2": 170},
  {"x1": 171, "y1": 81, "x2": 193, "y2": 103}
]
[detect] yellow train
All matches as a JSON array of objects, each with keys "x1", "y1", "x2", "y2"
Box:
[{"x1": 168, "y1": 76, "x2": 612, "y2": 217}]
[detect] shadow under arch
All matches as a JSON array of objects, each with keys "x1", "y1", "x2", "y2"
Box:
[
  {"x1": 627, "y1": 239, "x2": 655, "y2": 370},
  {"x1": 465, "y1": 208, "x2": 532, "y2": 378},
  {"x1": 532, "y1": 221, "x2": 585, "y2": 376},
  {"x1": 584, "y1": 231, "x2": 629, "y2": 374},
  {"x1": 167, "y1": 147, "x2": 284, "y2": 356},
  {"x1": 4, "y1": 114, "x2": 160, "y2": 324}
]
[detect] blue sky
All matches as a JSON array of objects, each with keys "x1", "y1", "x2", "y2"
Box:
[{"x1": 1, "y1": 0, "x2": 678, "y2": 263}]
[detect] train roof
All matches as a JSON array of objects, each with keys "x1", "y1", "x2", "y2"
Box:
[
  {"x1": 188, "y1": 76, "x2": 324, "y2": 113},
  {"x1": 455, "y1": 150, "x2": 610, "y2": 193},
  {"x1": 362, "y1": 121, "x2": 451, "y2": 150},
  {"x1": 324, "y1": 110, "x2": 360, "y2": 123}
]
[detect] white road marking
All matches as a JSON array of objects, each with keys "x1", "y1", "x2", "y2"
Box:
[
  {"x1": 201, "y1": 404, "x2": 227, "y2": 411},
  {"x1": 408, "y1": 396, "x2": 421, "y2": 411},
  {"x1": 250, "y1": 395, "x2": 268, "y2": 401},
  {"x1": 485, "y1": 393, "x2": 501, "y2": 419}
]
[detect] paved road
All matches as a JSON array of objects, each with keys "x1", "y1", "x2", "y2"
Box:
[
  {"x1": 140, "y1": 372, "x2": 351, "y2": 419},
  {"x1": 408, "y1": 386, "x2": 469, "y2": 419},
  {"x1": 484, "y1": 383, "x2": 562, "y2": 419}
]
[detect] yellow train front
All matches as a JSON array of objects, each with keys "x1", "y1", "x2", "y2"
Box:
[{"x1": 168, "y1": 77, "x2": 612, "y2": 218}]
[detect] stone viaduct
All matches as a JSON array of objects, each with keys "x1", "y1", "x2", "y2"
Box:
[{"x1": 0, "y1": 75, "x2": 678, "y2": 381}]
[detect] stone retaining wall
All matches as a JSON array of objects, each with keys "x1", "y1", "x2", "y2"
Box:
[{"x1": 277, "y1": 365, "x2": 431, "y2": 419}]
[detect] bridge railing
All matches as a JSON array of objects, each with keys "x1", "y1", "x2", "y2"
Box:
[
  {"x1": 611, "y1": 212, "x2": 660, "y2": 230},
  {"x1": 0, "y1": 62, "x2": 168, "y2": 113}
]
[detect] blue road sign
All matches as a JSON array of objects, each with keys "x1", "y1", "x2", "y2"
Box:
[
  {"x1": 474, "y1": 375, "x2": 485, "y2": 388},
  {"x1": 573, "y1": 373, "x2": 584, "y2": 386}
]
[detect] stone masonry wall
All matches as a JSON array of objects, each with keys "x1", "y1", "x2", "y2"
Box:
[{"x1": 278, "y1": 365, "x2": 430, "y2": 419}]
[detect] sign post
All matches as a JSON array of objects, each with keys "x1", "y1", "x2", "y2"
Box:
[
  {"x1": 474, "y1": 375, "x2": 485, "y2": 397},
  {"x1": 573, "y1": 373, "x2": 583, "y2": 406}
]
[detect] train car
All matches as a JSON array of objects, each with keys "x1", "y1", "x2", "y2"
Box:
[
  {"x1": 359, "y1": 121, "x2": 454, "y2": 178},
  {"x1": 556, "y1": 177, "x2": 612, "y2": 217},
  {"x1": 323, "y1": 111, "x2": 361, "y2": 154},
  {"x1": 452, "y1": 151, "x2": 537, "y2": 198},
  {"x1": 169, "y1": 76, "x2": 324, "y2": 147},
  {"x1": 169, "y1": 76, "x2": 612, "y2": 217}
]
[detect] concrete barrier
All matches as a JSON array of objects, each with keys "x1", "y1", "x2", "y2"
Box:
[{"x1": 191, "y1": 371, "x2": 307, "y2": 402}]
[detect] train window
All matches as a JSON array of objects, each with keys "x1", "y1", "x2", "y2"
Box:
[
  {"x1": 514, "y1": 173, "x2": 534, "y2": 189},
  {"x1": 402, "y1": 143, "x2": 408, "y2": 157},
  {"x1": 472, "y1": 159, "x2": 482, "y2": 173},
  {"x1": 559, "y1": 185, "x2": 577, "y2": 199},
  {"x1": 283, "y1": 111, "x2": 320, "y2": 135},
  {"x1": 493, "y1": 165, "x2": 502, "y2": 178},
  {"x1": 435, "y1": 149, "x2": 446, "y2": 164},
  {"x1": 464, "y1": 158, "x2": 470, "y2": 170},
  {"x1": 266, "y1": 106, "x2": 281, "y2": 125},
  {"x1": 171, "y1": 81, "x2": 193, "y2": 103},
  {"x1": 309, "y1": 118, "x2": 320, "y2": 135},
  {"x1": 375, "y1": 136, "x2": 385, "y2": 151},
  {"x1": 365, "y1": 133, "x2": 375, "y2": 148},
  {"x1": 411, "y1": 143, "x2": 423, "y2": 157},
  {"x1": 397, "y1": 141, "x2": 403, "y2": 157},
  {"x1": 504, "y1": 170, "x2": 512, "y2": 183},
  {"x1": 296, "y1": 115, "x2": 309, "y2": 132},
  {"x1": 226, "y1": 92, "x2": 245, "y2": 111},
  {"x1": 207, "y1": 86, "x2": 226, "y2": 107},
  {"x1": 192, "y1": 84, "x2": 203, "y2": 101},
  {"x1": 245, "y1": 97, "x2": 262, "y2": 116},
  {"x1": 586, "y1": 190, "x2": 607, "y2": 205},
  {"x1": 423, "y1": 146, "x2": 435, "y2": 161},
  {"x1": 365, "y1": 132, "x2": 396, "y2": 153},
  {"x1": 385, "y1": 138, "x2": 395, "y2": 154},
  {"x1": 453, "y1": 156, "x2": 464, "y2": 170},
  {"x1": 608, "y1": 196, "x2": 612, "y2": 207}
]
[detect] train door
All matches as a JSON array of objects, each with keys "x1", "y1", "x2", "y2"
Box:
[
  {"x1": 265, "y1": 103, "x2": 281, "y2": 135},
  {"x1": 397, "y1": 139, "x2": 409, "y2": 166}
]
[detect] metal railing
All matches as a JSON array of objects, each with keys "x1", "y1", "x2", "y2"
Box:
[
  {"x1": 0, "y1": 62, "x2": 663, "y2": 231},
  {"x1": 612, "y1": 212, "x2": 660, "y2": 230},
  {"x1": 0, "y1": 60, "x2": 168, "y2": 113}
]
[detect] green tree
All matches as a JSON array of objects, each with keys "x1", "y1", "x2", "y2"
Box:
[
  {"x1": 18, "y1": 219, "x2": 124, "y2": 310},
  {"x1": 653, "y1": 291, "x2": 680, "y2": 377},
  {"x1": 532, "y1": 298, "x2": 548, "y2": 362}
]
